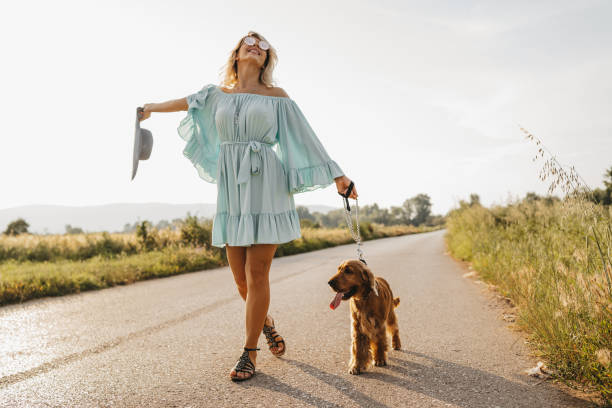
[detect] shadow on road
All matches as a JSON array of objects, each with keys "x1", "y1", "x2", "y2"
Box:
[
  {"x1": 250, "y1": 358, "x2": 390, "y2": 407},
  {"x1": 284, "y1": 359, "x2": 390, "y2": 407},
  {"x1": 383, "y1": 350, "x2": 593, "y2": 408},
  {"x1": 249, "y1": 351, "x2": 594, "y2": 408},
  {"x1": 248, "y1": 372, "x2": 346, "y2": 408}
]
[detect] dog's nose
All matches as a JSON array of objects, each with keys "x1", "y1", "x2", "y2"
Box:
[{"x1": 328, "y1": 280, "x2": 336, "y2": 289}]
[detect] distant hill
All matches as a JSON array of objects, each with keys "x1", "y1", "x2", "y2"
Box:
[{"x1": 0, "y1": 203, "x2": 338, "y2": 234}]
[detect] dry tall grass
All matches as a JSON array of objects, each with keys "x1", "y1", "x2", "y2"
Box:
[{"x1": 445, "y1": 128, "x2": 612, "y2": 406}]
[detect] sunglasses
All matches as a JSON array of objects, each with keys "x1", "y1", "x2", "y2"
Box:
[{"x1": 243, "y1": 36, "x2": 270, "y2": 51}]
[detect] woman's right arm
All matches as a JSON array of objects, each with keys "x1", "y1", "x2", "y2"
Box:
[{"x1": 139, "y1": 97, "x2": 188, "y2": 121}]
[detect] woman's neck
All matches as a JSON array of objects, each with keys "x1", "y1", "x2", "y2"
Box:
[{"x1": 235, "y1": 61, "x2": 266, "y2": 91}]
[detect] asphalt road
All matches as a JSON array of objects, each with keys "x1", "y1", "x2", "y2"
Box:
[{"x1": 0, "y1": 230, "x2": 593, "y2": 407}]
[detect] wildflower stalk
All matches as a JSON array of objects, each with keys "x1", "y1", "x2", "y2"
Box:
[{"x1": 520, "y1": 125, "x2": 612, "y2": 297}]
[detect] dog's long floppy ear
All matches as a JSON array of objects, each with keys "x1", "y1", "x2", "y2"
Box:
[
  {"x1": 358, "y1": 263, "x2": 379, "y2": 297},
  {"x1": 372, "y1": 279, "x2": 379, "y2": 297}
]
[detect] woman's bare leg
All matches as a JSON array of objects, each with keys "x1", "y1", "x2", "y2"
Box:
[
  {"x1": 228, "y1": 243, "x2": 277, "y2": 379},
  {"x1": 226, "y1": 245, "x2": 248, "y2": 300},
  {"x1": 226, "y1": 243, "x2": 284, "y2": 353}
]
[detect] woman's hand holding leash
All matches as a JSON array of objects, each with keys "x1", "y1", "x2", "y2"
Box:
[
  {"x1": 336, "y1": 176, "x2": 366, "y2": 264},
  {"x1": 335, "y1": 175, "x2": 358, "y2": 199}
]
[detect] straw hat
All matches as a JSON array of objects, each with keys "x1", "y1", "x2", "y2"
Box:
[{"x1": 132, "y1": 107, "x2": 153, "y2": 180}]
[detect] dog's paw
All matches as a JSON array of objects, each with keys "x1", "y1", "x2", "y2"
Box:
[
  {"x1": 392, "y1": 336, "x2": 401, "y2": 350},
  {"x1": 374, "y1": 359, "x2": 387, "y2": 367},
  {"x1": 348, "y1": 365, "x2": 362, "y2": 375}
]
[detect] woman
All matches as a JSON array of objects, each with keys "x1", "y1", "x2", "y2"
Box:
[{"x1": 139, "y1": 31, "x2": 358, "y2": 382}]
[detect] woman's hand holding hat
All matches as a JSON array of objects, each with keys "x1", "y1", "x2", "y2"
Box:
[
  {"x1": 132, "y1": 107, "x2": 154, "y2": 180},
  {"x1": 138, "y1": 104, "x2": 154, "y2": 121}
]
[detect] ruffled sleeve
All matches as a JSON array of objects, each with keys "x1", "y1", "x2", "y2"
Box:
[
  {"x1": 275, "y1": 99, "x2": 345, "y2": 194},
  {"x1": 176, "y1": 83, "x2": 220, "y2": 184}
]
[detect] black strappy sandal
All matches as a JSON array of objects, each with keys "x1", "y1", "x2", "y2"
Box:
[
  {"x1": 230, "y1": 347, "x2": 260, "y2": 382},
  {"x1": 263, "y1": 316, "x2": 286, "y2": 357}
]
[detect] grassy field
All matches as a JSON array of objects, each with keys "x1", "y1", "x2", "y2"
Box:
[
  {"x1": 445, "y1": 196, "x2": 612, "y2": 405},
  {"x1": 0, "y1": 222, "x2": 441, "y2": 307}
]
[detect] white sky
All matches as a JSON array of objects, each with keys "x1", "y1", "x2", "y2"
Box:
[{"x1": 1, "y1": 0, "x2": 611, "y2": 215}]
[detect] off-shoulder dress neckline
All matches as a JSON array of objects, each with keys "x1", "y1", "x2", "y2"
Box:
[{"x1": 216, "y1": 85, "x2": 292, "y2": 100}]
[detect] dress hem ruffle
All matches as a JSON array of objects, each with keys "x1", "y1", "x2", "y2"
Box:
[
  {"x1": 211, "y1": 209, "x2": 302, "y2": 248},
  {"x1": 287, "y1": 159, "x2": 345, "y2": 195}
]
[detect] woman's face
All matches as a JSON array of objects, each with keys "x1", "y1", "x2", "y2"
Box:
[{"x1": 236, "y1": 36, "x2": 268, "y2": 69}]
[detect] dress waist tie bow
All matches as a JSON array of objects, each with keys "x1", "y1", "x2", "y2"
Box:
[{"x1": 221, "y1": 140, "x2": 275, "y2": 185}]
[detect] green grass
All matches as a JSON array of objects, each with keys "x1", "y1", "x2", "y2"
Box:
[
  {"x1": 0, "y1": 223, "x2": 442, "y2": 307},
  {"x1": 0, "y1": 247, "x2": 225, "y2": 305}
]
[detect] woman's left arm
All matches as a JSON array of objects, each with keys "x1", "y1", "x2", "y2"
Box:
[
  {"x1": 335, "y1": 175, "x2": 358, "y2": 199},
  {"x1": 276, "y1": 98, "x2": 357, "y2": 196}
]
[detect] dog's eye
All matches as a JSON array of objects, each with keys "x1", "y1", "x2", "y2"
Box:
[{"x1": 344, "y1": 268, "x2": 353, "y2": 274}]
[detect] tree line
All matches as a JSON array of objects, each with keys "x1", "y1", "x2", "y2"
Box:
[{"x1": 2, "y1": 193, "x2": 444, "y2": 236}]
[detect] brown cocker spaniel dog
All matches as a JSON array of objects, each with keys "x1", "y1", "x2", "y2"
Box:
[{"x1": 328, "y1": 259, "x2": 401, "y2": 375}]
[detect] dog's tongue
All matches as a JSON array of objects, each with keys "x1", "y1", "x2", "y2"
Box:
[{"x1": 330, "y1": 292, "x2": 344, "y2": 310}]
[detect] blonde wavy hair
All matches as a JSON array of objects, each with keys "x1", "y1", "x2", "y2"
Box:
[{"x1": 219, "y1": 31, "x2": 278, "y2": 89}]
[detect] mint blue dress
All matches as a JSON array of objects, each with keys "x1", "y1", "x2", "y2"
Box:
[{"x1": 177, "y1": 84, "x2": 345, "y2": 248}]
